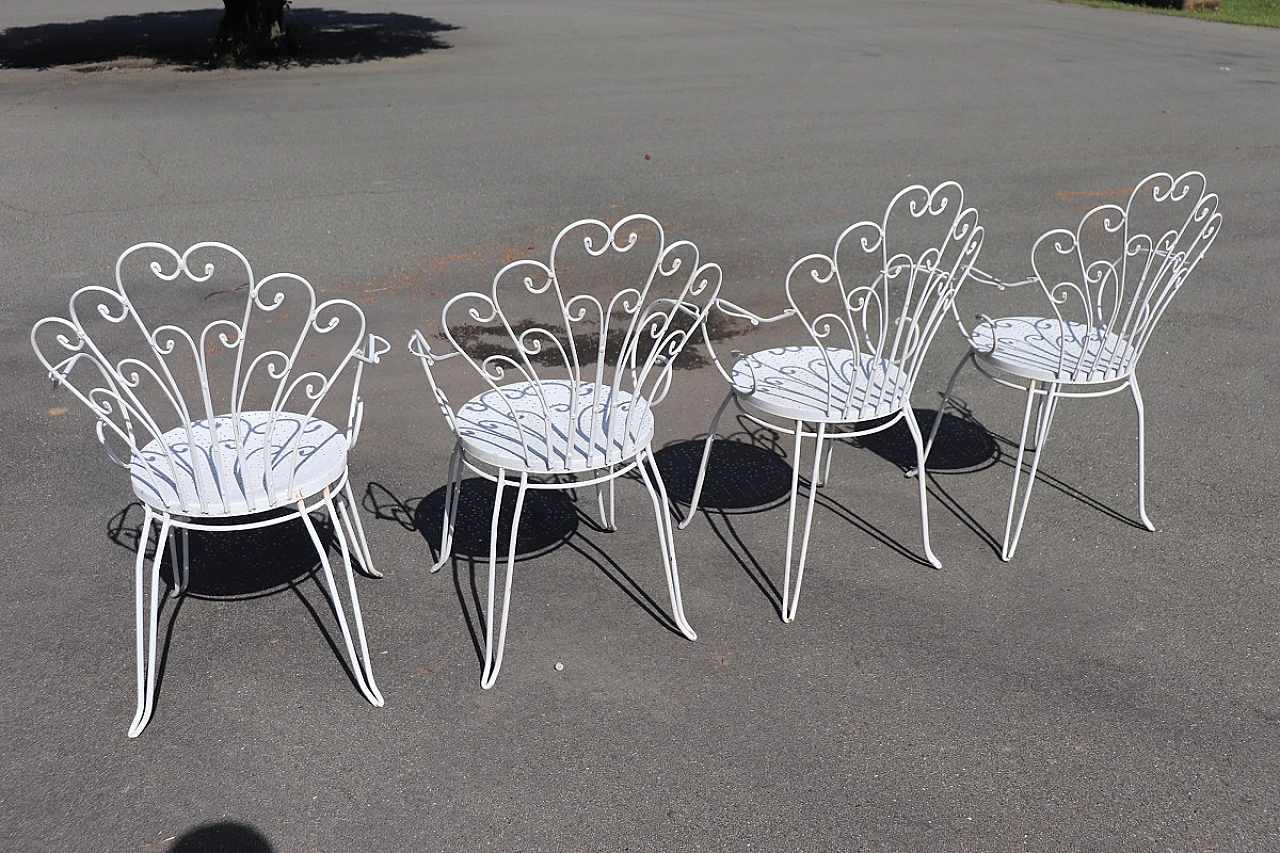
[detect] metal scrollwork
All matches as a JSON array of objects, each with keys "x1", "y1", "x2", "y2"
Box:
[
  {"x1": 776, "y1": 181, "x2": 985, "y2": 420},
  {"x1": 32, "y1": 241, "x2": 385, "y2": 517},
  {"x1": 1022, "y1": 170, "x2": 1222, "y2": 382},
  {"x1": 32, "y1": 240, "x2": 389, "y2": 735},
  {"x1": 410, "y1": 215, "x2": 720, "y2": 686},
  {"x1": 923, "y1": 170, "x2": 1223, "y2": 563},
  {"x1": 417, "y1": 214, "x2": 724, "y2": 473}
]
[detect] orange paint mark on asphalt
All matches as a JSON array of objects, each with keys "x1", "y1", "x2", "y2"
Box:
[
  {"x1": 436, "y1": 251, "x2": 484, "y2": 269},
  {"x1": 354, "y1": 251, "x2": 486, "y2": 297},
  {"x1": 1056, "y1": 188, "x2": 1133, "y2": 202}
]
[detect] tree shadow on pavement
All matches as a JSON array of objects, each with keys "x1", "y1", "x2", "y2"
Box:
[{"x1": 0, "y1": 8, "x2": 457, "y2": 71}]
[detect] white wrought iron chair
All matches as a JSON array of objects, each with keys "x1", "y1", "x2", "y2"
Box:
[
  {"x1": 409, "y1": 214, "x2": 722, "y2": 688},
  {"x1": 682, "y1": 182, "x2": 984, "y2": 622},
  {"x1": 920, "y1": 170, "x2": 1222, "y2": 561},
  {"x1": 31, "y1": 241, "x2": 389, "y2": 736}
]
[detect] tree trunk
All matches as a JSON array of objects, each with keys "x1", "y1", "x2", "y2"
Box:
[{"x1": 217, "y1": 0, "x2": 288, "y2": 55}]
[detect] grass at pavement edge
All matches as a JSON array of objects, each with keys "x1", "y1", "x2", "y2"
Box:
[{"x1": 1055, "y1": 0, "x2": 1280, "y2": 28}]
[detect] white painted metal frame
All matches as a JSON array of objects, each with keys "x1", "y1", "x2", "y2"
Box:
[
  {"x1": 683, "y1": 182, "x2": 984, "y2": 621},
  {"x1": 920, "y1": 171, "x2": 1222, "y2": 561},
  {"x1": 410, "y1": 214, "x2": 722, "y2": 687},
  {"x1": 32, "y1": 241, "x2": 389, "y2": 736}
]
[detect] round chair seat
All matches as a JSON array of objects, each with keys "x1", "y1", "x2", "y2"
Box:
[
  {"x1": 970, "y1": 316, "x2": 1137, "y2": 384},
  {"x1": 456, "y1": 380, "x2": 655, "y2": 473},
  {"x1": 130, "y1": 411, "x2": 348, "y2": 517},
  {"x1": 730, "y1": 345, "x2": 910, "y2": 422}
]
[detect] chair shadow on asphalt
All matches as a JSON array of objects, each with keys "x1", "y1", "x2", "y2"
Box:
[
  {"x1": 657, "y1": 403, "x2": 1154, "y2": 608},
  {"x1": 0, "y1": 8, "x2": 457, "y2": 71},
  {"x1": 107, "y1": 501, "x2": 380, "y2": 714},
  {"x1": 655, "y1": 417, "x2": 996, "y2": 621},
  {"x1": 365, "y1": 477, "x2": 695, "y2": 668},
  {"x1": 655, "y1": 411, "x2": 1004, "y2": 583},
  {"x1": 908, "y1": 398, "x2": 1158, "y2": 535}
]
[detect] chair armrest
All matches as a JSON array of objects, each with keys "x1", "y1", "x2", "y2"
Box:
[
  {"x1": 701, "y1": 298, "x2": 796, "y2": 388},
  {"x1": 42, "y1": 350, "x2": 136, "y2": 469},
  {"x1": 714, "y1": 298, "x2": 796, "y2": 326},
  {"x1": 345, "y1": 334, "x2": 392, "y2": 449},
  {"x1": 408, "y1": 329, "x2": 462, "y2": 432},
  {"x1": 48, "y1": 351, "x2": 89, "y2": 385},
  {"x1": 967, "y1": 266, "x2": 1038, "y2": 291},
  {"x1": 95, "y1": 418, "x2": 131, "y2": 468},
  {"x1": 951, "y1": 266, "x2": 1040, "y2": 341},
  {"x1": 356, "y1": 333, "x2": 392, "y2": 365}
]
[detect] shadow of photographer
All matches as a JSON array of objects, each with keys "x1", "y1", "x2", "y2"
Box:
[{"x1": 168, "y1": 820, "x2": 273, "y2": 852}]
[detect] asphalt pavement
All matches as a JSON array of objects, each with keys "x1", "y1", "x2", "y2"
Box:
[{"x1": 2, "y1": 1, "x2": 1278, "y2": 851}]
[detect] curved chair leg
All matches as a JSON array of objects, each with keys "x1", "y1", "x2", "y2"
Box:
[
  {"x1": 1130, "y1": 376, "x2": 1155, "y2": 531},
  {"x1": 299, "y1": 491, "x2": 384, "y2": 707},
  {"x1": 330, "y1": 491, "x2": 385, "y2": 706},
  {"x1": 1028, "y1": 386, "x2": 1055, "y2": 453},
  {"x1": 607, "y1": 480, "x2": 616, "y2": 530},
  {"x1": 903, "y1": 405, "x2": 942, "y2": 568},
  {"x1": 915, "y1": 351, "x2": 973, "y2": 477},
  {"x1": 818, "y1": 440, "x2": 835, "y2": 488},
  {"x1": 432, "y1": 443, "x2": 463, "y2": 573},
  {"x1": 1002, "y1": 381, "x2": 1060, "y2": 561},
  {"x1": 481, "y1": 470, "x2": 528, "y2": 689},
  {"x1": 782, "y1": 421, "x2": 826, "y2": 623},
  {"x1": 595, "y1": 479, "x2": 617, "y2": 531},
  {"x1": 636, "y1": 448, "x2": 697, "y2": 641},
  {"x1": 340, "y1": 480, "x2": 383, "y2": 579},
  {"x1": 679, "y1": 390, "x2": 734, "y2": 531},
  {"x1": 129, "y1": 508, "x2": 171, "y2": 738},
  {"x1": 168, "y1": 526, "x2": 189, "y2": 597}
]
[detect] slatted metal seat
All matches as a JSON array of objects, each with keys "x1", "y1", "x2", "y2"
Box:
[
  {"x1": 32, "y1": 241, "x2": 388, "y2": 736},
  {"x1": 410, "y1": 214, "x2": 722, "y2": 687},
  {"x1": 920, "y1": 171, "x2": 1222, "y2": 560},
  {"x1": 682, "y1": 182, "x2": 984, "y2": 621}
]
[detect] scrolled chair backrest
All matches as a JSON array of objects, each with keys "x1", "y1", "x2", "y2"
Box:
[
  {"x1": 781, "y1": 181, "x2": 984, "y2": 418},
  {"x1": 1028, "y1": 170, "x2": 1221, "y2": 382},
  {"x1": 31, "y1": 241, "x2": 387, "y2": 516},
  {"x1": 411, "y1": 214, "x2": 723, "y2": 469}
]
